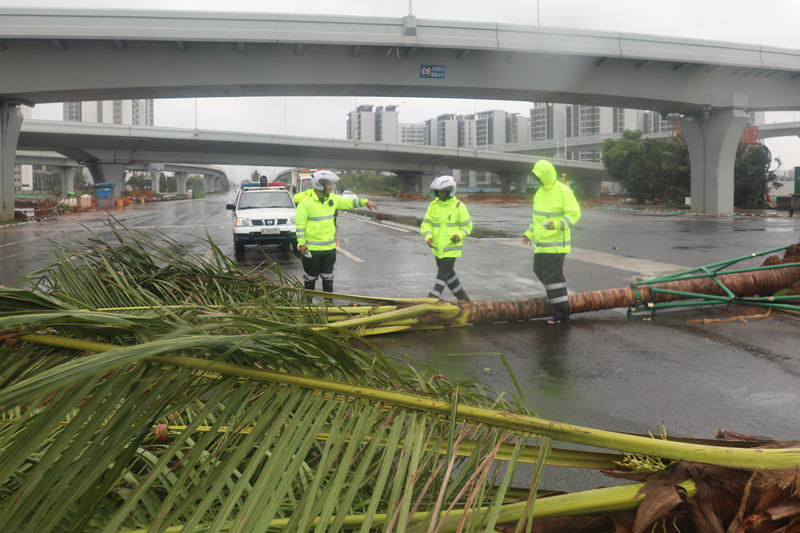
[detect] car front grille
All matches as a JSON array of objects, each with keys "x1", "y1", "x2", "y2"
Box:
[{"x1": 251, "y1": 219, "x2": 288, "y2": 226}]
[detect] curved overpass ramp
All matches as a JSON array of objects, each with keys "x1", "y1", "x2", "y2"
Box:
[{"x1": 16, "y1": 120, "x2": 605, "y2": 196}]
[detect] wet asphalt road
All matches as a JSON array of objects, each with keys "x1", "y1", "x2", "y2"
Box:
[{"x1": 2, "y1": 195, "x2": 799, "y2": 490}]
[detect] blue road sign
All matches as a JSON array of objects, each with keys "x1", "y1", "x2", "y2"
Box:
[{"x1": 419, "y1": 64, "x2": 445, "y2": 79}]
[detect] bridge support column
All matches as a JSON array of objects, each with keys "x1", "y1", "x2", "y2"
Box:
[
  {"x1": 396, "y1": 171, "x2": 421, "y2": 194},
  {"x1": 93, "y1": 163, "x2": 128, "y2": 198},
  {"x1": 679, "y1": 109, "x2": 748, "y2": 216},
  {"x1": 175, "y1": 172, "x2": 188, "y2": 194},
  {"x1": 514, "y1": 175, "x2": 527, "y2": 194},
  {"x1": 498, "y1": 173, "x2": 527, "y2": 194},
  {"x1": 0, "y1": 104, "x2": 23, "y2": 222},
  {"x1": 467, "y1": 170, "x2": 478, "y2": 189},
  {"x1": 396, "y1": 171, "x2": 436, "y2": 195},
  {"x1": 204, "y1": 175, "x2": 213, "y2": 193},
  {"x1": 149, "y1": 169, "x2": 161, "y2": 194},
  {"x1": 59, "y1": 166, "x2": 75, "y2": 195},
  {"x1": 583, "y1": 178, "x2": 602, "y2": 197}
]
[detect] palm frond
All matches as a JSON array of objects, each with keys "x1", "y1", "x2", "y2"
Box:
[{"x1": 1, "y1": 220, "x2": 797, "y2": 532}]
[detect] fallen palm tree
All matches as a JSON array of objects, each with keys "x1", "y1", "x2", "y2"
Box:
[
  {"x1": 2, "y1": 223, "x2": 800, "y2": 532},
  {"x1": 314, "y1": 243, "x2": 800, "y2": 335}
]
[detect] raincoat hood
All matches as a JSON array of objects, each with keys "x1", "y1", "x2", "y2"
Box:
[{"x1": 532, "y1": 160, "x2": 557, "y2": 188}]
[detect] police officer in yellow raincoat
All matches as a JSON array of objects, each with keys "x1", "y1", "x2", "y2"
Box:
[
  {"x1": 522, "y1": 160, "x2": 581, "y2": 325},
  {"x1": 420, "y1": 175, "x2": 472, "y2": 301},
  {"x1": 296, "y1": 170, "x2": 377, "y2": 293}
]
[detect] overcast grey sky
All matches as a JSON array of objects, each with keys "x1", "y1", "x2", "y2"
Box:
[{"x1": 9, "y1": 0, "x2": 800, "y2": 179}]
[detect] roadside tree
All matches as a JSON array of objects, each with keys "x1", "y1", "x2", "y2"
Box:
[
  {"x1": 734, "y1": 142, "x2": 781, "y2": 208},
  {"x1": 603, "y1": 130, "x2": 780, "y2": 208},
  {"x1": 601, "y1": 130, "x2": 687, "y2": 203},
  {"x1": 126, "y1": 173, "x2": 150, "y2": 190},
  {"x1": 338, "y1": 170, "x2": 402, "y2": 195}
]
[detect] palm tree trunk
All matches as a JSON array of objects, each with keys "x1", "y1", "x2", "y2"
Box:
[{"x1": 460, "y1": 254, "x2": 800, "y2": 324}]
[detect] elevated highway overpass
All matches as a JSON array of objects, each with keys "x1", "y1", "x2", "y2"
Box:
[
  {"x1": 3, "y1": 9, "x2": 800, "y2": 219},
  {"x1": 497, "y1": 121, "x2": 800, "y2": 156},
  {"x1": 15, "y1": 150, "x2": 229, "y2": 194},
  {"x1": 16, "y1": 120, "x2": 605, "y2": 196}
]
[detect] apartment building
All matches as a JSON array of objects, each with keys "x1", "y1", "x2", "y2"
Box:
[
  {"x1": 63, "y1": 99, "x2": 154, "y2": 126},
  {"x1": 476, "y1": 110, "x2": 507, "y2": 147},
  {"x1": 506, "y1": 113, "x2": 530, "y2": 144},
  {"x1": 346, "y1": 104, "x2": 398, "y2": 142},
  {"x1": 400, "y1": 123, "x2": 426, "y2": 145},
  {"x1": 641, "y1": 110, "x2": 674, "y2": 134},
  {"x1": 458, "y1": 114, "x2": 477, "y2": 148}
]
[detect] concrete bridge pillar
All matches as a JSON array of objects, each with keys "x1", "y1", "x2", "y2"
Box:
[
  {"x1": 149, "y1": 169, "x2": 161, "y2": 194},
  {"x1": 0, "y1": 104, "x2": 23, "y2": 222},
  {"x1": 396, "y1": 171, "x2": 422, "y2": 194},
  {"x1": 582, "y1": 177, "x2": 603, "y2": 196},
  {"x1": 467, "y1": 170, "x2": 478, "y2": 189},
  {"x1": 498, "y1": 173, "x2": 527, "y2": 194},
  {"x1": 175, "y1": 172, "x2": 188, "y2": 194},
  {"x1": 514, "y1": 175, "x2": 527, "y2": 194},
  {"x1": 679, "y1": 108, "x2": 748, "y2": 216},
  {"x1": 59, "y1": 166, "x2": 75, "y2": 195},
  {"x1": 91, "y1": 163, "x2": 128, "y2": 198},
  {"x1": 204, "y1": 175, "x2": 214, "y2": 193}
]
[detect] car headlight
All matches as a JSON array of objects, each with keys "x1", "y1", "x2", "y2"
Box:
[
  {"x1": 288, "y1": 216, "x2": 295, "y2": 225},
  {"x1": 235, "y1": 217, "x2": 251, "y2": 227}
]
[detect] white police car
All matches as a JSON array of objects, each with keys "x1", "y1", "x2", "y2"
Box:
[{"x1": 226, "y1": 185, "x2": 296, "y2": 254}]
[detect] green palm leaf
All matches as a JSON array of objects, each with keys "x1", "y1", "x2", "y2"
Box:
[{"x1": 1, "y1": 220, "x2": 796, "y2": 532}]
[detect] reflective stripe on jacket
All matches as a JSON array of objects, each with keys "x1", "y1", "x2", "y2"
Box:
[
  {"x1": 523, "y1": 164, "x2": 581, "y2": 254},
  {"x1": 420, "y1": 196, "x2": 472, "y2": 258},
  {"x1": 296, "y1": 193, "x2": 369, "y2": 250}
]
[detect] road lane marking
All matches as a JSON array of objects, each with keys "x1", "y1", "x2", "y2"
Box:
[
  {"x1": 0, "y1": 250, "x2": 30, "y2": 261},
  {"x1": 0, "y1": 237, "x2": 40, "y2": 249},
  {"x1": 342, "y1": 213, "x2": 411, "y2": 233},
  {"x1": 132, "y1": 225, "x2": 225, "y2": 230},
  {"x1": 336, "y1": 245, "x2": 364, "y2": 263},
  {"x1": 362, "y1": 219, "x2": 411, "y2": 232},
  {"x1": 496, "y1": 240, "x2": 686, "y2": 275}
]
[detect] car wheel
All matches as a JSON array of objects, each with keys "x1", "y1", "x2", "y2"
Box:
[{"x1": 234, "y1": 239, "x2": 245, "y2": 255}]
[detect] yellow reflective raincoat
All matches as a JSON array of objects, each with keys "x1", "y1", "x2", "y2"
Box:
[
  {"x1": 420, "y1": 196, "x2": 472, "y2": 258},
  {"x1": 293, "y1": 188, "x2": 316, "y2": 205},
  {"x1": 296, "y1": 192, "x2": 370, "y2": 251},
  {"x1": 523, "y1": 160, "x2": 581, "y2": 254}
]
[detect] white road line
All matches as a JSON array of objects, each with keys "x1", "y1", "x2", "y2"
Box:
[
  {"x1": 496, "y1": 240, "x2": 686, "y2": 275},
  {"x1": 134, "y1": 225, "x2": 223, "y2": 230},
  {"x1": 363, "y1": 219, "x2": 411, "y2": 233},
  {"x1": 0, "y1": 237, "x2": 40, "y2": 249},
  {"x1": 336, "y1": 245, "x2": 364, "y2": 263},
  {"x1": 0, "y1": 249, "x2": 31, "y2": 261},
  {"x1": 344, "y1": 214, "x2": 411, "y2": 233}
]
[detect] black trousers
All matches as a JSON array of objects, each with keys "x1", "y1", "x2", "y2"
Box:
[
  {"x1": 429, "y1": 256, "x2": 468, "y2": 300},
  {"x1": 302, "y1": 249, "x2": 337, "y2": 292},
  {"x1": 533, "y1": 253, "x2": 570, "y2": 321}
]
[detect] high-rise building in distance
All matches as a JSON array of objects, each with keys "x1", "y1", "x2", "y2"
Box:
[
  {"x1": 346, "y1": 104, "x2": 398, "y2": 143},
  {"x1": 63, "y1": 99, "x2": 154, "y2": 126}
]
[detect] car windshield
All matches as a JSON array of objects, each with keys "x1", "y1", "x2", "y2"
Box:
[{"x1": 237, "y1": 191, "x2": 294, "y2": 209}]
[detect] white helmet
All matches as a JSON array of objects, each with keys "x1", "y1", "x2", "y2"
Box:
[
  {"x1": 428, "y1": 175, "x2": 456, "y2": 199},
  {"x1": 311, "y1": 170, "x2": 340, "y2": 190}
]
